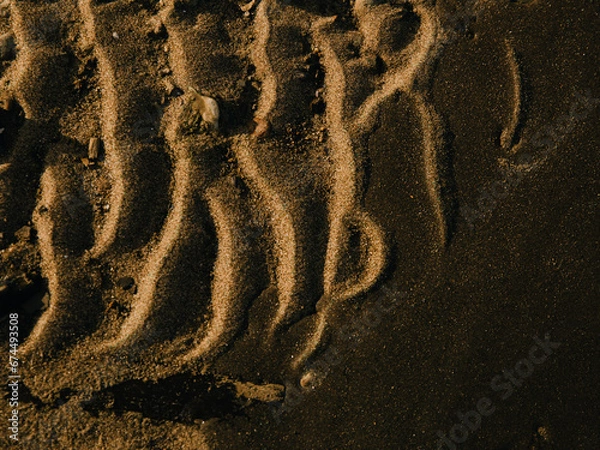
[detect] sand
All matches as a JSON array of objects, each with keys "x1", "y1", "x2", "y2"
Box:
[{"x1": 1, "y1": 0, "x2": 599, "y2": 448}]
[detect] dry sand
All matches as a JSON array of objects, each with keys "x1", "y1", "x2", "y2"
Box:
[{"x1": 1, "y1": 0, "x2": 599, "y2": 448}]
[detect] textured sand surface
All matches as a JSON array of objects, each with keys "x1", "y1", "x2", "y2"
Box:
[{"x1": 1, "y1": 0, "x2": 599, "y2": 449}]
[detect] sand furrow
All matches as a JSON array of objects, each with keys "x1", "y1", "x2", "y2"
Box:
[
  {"x1": 242, "y1": 1, "x2": 324, "y2": 332},
  {"x1": 102, "y1": 2, "x2": 260, "y2": 356},
  {"x1": 413, "y1": 92, "x2": 450, "y2": 245},
  {"x1": 182, "y1": 180, "x2": 259, "y2": 364},
  {"x1": 312, "y1": 16, "x2": 388, "y2": 299},
  {"x1": 101, "y1": 121, "x2": 212, "y2": 353},
  {"x1": 231, "y1": 135, "x2": 302, "y2": 334},
  {"x1": 20, "y1": 167, "x2": 60, "y2": 357},
  {"x1": 312, "y1": 17, "x2": 361, "y2": 297},
  {"x1": 103, "y1": 149, "x2": 192, "y2": 349},
  {"x1": 293, "y1": 211, "x2": 387, "y2": 368}
]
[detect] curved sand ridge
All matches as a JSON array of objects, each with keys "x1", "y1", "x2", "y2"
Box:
[
  {"x1": 9, "y1": 1, "x2": 105, "y2": 360},
  {"x1": 20, "y1": 0, "x2": 174, "y2": 361},
  {"x1": 9, "y1": 0, "x2": 483, "y2": 397},
  {"x1": 0, "y1": 1, "x2": 71, "y2": 242},
  {"x1": 105, "y1": 0, "x2": 263, "y2": 366},
  {"x1": 500, "y1": 38, "x2": 524, "y2": 153},
  {"x1": 77, "y1": 0, "x2": 126, "y2": 258},
  {"x1": 294, "y1": 0, "x2": 445, "y2": 366},
  {"x1": 79, "y1": 0, "x2": 171, "y2": 257}
]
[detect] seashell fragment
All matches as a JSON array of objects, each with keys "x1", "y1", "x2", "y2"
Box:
[
  {"x1": 190, "y1": 87, "x2": 219, "y2": 130},
  {"x1": 180, "y1": 87, "x2": 220, "y2": 133}
]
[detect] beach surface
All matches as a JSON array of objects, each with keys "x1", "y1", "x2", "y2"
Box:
[{"x1": 1, "y1": 0, "x2": 599, "y2": 448}]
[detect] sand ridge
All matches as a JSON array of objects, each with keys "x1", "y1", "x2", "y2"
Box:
[{"x1": 3, "y1": 0, "x2": 523, "y2": 403}]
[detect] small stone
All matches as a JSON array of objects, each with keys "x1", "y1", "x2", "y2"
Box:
[
  {"x1": 537, "y1": 426, "x2": 551, "y2": 441},
  {"x1": 14, "y1": 225, "x2": 32, "y2": 242},
  {"x1": 300, "y1": 370, "x2": 322, "y2": 390},
  {"x1": 82, "y1": 157, "x2": 96, "y2": 168},
  {"x1": 88, "y1": 137, "x2": 102, "y2": 161},
  {"x1": 102, "y1": 204, "x2": 110, "y2": 212},
  {"x1": 116, "y1": 276, "x2": 135, "y2": 291},
  {"x1": 112, "y1": 32, "x2": 119, "y2": 40},
  {"x1": 180, "y1": 88, "x2": 219, "y2": 132}
]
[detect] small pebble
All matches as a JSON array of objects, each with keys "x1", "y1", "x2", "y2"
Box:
[
  {"x1": 82, "y1": 157, "x2": 95, "y2": 168},
  {"x1": 300, "y1": 369, "x2": 322, "y2": 390},
  {"x1": 188, "y1": 88, "x2": 219, "y2": 130},
  {"x1": 88, "y1": 137, "x2": 102, "y2": 161},
  {"x1": 240, "y1": 0, "x2": 257, "y2": 12}
]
